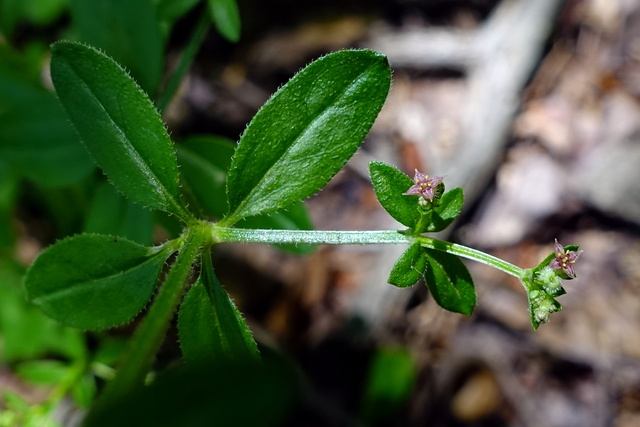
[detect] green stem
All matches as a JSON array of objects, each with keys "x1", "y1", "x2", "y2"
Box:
[
  {"x1": 213, "y1": 227, "x2": 413, "y2": 245},
  {"x1": 415, "y1": 236, "x2": 523, "y2": 278},
  {"x1": 156, "y1": 11, "x2": 210, "y2": 113},
  {"x1": 46, "y1": 358, "x2": 87, "y2": 408},
  {"x1": 92, "y1": 226, "x2": 207, "y2": 410},
  {"x1": 212, "y1": 226, "x2": 524, "y2": 278}
]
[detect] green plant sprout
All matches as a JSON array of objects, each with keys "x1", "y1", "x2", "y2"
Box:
[{"x1": 22, "y1": 42, "x2": 580, "y2": 421}]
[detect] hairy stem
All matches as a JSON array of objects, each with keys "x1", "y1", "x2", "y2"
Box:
[
  {"x1": 212, "y1": 226, "x2": 524, "y2": 278},
  {"x1": 213, "y1": 227, "x2": 413, "y2": 245},
  {"x1": 91, "y1": 226, "x2": 207, "y2": 411}
]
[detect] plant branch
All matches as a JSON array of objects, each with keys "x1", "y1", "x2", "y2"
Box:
[
  {"x1": 91, "y1": 226, "x2": 207, "y2": 412},
  {"x1": 212, "y1": 226, "x2": 523, "y2": 277},
  {"x1": 156, "y1": 11, "x2": 210, "y2": 114},
  {"x1": 416, "y1": 235, "x2": 523, "y2": 278},
  {"x1": 213, "y1": 227, "x2": 413, "y2": 245}
]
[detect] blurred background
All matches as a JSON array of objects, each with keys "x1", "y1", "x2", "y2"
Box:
[{"x1": 2, "y1": 0, "x2": 640, "y2": 425}]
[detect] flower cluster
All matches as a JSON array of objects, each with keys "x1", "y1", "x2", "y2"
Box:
[
  {"x1": 528, "y1": 288, "x2": 560, "y2": 324},
  {"x1": 523, "y1": 239, "x2": 582, "y2": 328}
]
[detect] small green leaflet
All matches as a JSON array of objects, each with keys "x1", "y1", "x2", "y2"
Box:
[
  {"x1": 178, "y1": 252, "x2": 259, "y2": 363},
  {"x1": 420, "y1": 188, "x2": 464, "y2": 233},
  {"x1": 369, "y1": 161, "x2": 421, "y2": 228},
  {"x1": 370, "y1": 161, "x2": 464, "y2": 234},
  {"x1": 388, "y1": 241, "x2": 427, "y2": 287},
  {"x1": 423, "y1": 249, "x2": 476, "y2": 316}
]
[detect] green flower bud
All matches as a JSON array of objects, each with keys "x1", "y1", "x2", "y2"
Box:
[{"x1": 536, "y1": 266, "x2": 563, "y2": 294}]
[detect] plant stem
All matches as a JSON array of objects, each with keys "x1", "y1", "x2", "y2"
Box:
[
  {"x1": 212, "y1": 226, "x2": 524, "y2": 278},
  {"x1": 213, "y1": 227, "x2": 413, "y2": 245},
  {"x1": 46, "y1": 358, "x2": 87, "y2": 408},
  {"x1": 91, "y1": 226, "x2": 206, "y2": 411},
  {"x1": 156, "y1": 11, "x2": 210, "y2": 114},
  {"x1": 415, "y1": 236, "x2": 523, "y2": 278}
]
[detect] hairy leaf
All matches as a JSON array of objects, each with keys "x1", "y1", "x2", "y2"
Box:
[
  {"x1": 225, "y1": 49, "x2": 391, "y2": 224},
  {"x1": 421, "y1": 187, "x2": 464, "y2": 233},
  {"x1": 370, "y1": 161, "x2": 464, "y2": 233},
  {"x1": 369, "y1": 161, "x2": 420, "y2": 228},
  {"x1": 388, "y1": 241, "x2": 427, "y2": 287},
  {"x1": 178, "y1": 253, "x2": 259, "y2": 363},
  {"x1": 24, "y1": 234, "x2": 175, "y2": 330},
  {"x1": 50, "y1": 41, "x2": 189, "y2": 219},
  {"x1": 423, "y1": 249, "x2": 475, "y2": 315}
]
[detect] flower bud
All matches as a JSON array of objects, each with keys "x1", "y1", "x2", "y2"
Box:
[{"x1": 536, "y1": 266, "x2": 563, "y2": 294}]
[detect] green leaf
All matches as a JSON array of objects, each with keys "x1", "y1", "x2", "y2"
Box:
[
  {"x1": 225, "y1": 49, "x2": 391, "y2": 224},
  {"x1": 0, "y1": 161, "x2": 17, "y2": 249},
  {"x1": 50, "y1": 41, "x2": 190, "y2": 219},
  {"x1": 176, "y1": 136, "x2": 235, "y2": 219},
  {"x1": 85, "y1": 182, "x2": 154, "y2": 246},
  {"x1": 0, "y1": 0, "x2": 21, "y2": 37},
  {"x1": 24, "y1": 234, "x2": 176, "y2": 330},
  {"x1": 421, "y1": 187, "x2": 464, "y2": 233},
  {"x1": 369, "y1": 161, "x2": 419, "y2": 228},
  {"x1": 359, "y1": 347, "x2": 416, "y2": 424},
  {"x1": 93, "y1": 337, "x2": 128, "y2": 367},
  {"x1": 178, "y1": 253, "x2": 259, "y2": 363},
  {"x1": 423, "y1": 249, "x2": 475, "y2": 315},
  {"x1": 16, "y1": 360, "x2": 69, "y2": 384},
  {"x1": 387, "y1": 241, "x2": 427, "y2": 287},
  {"x1": 177, "y1": 136, "x2": 316, "y2": 254},
  {"x1": 208, "y1": 0, "x2": 240, "y2": 42},
  {"x1": 156, "y1": 0, "x2": 201, "y2": 23},
  {"x1": 369, "y1": 161, "x2": 464, "y2": 233},
  {"x1": 0, "y1": 0, "x2": 67, "y2": 37},
  {"x1": 0, "y1": 49, "x2": 95, "y2": 186},
  {"x1": 22, "y1": 0, "x2": 68, "y2": 25},
  {"x1": 0, "y1": 92, "x2": 95, "y2": 186},
  {"x1": 69, "y1": 0, "x2": 164, "y2": 95},
  {"x1": 0, "y1": 259, "x2": 85, "y2": 362}
]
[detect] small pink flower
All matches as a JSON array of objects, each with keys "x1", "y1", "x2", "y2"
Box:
[
  {"x1": 549, "y1": 239, "x2": 582, "y2": 278},
  {"x1": 404, "y1": 170, "x2": 444, "y2": 201}
]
